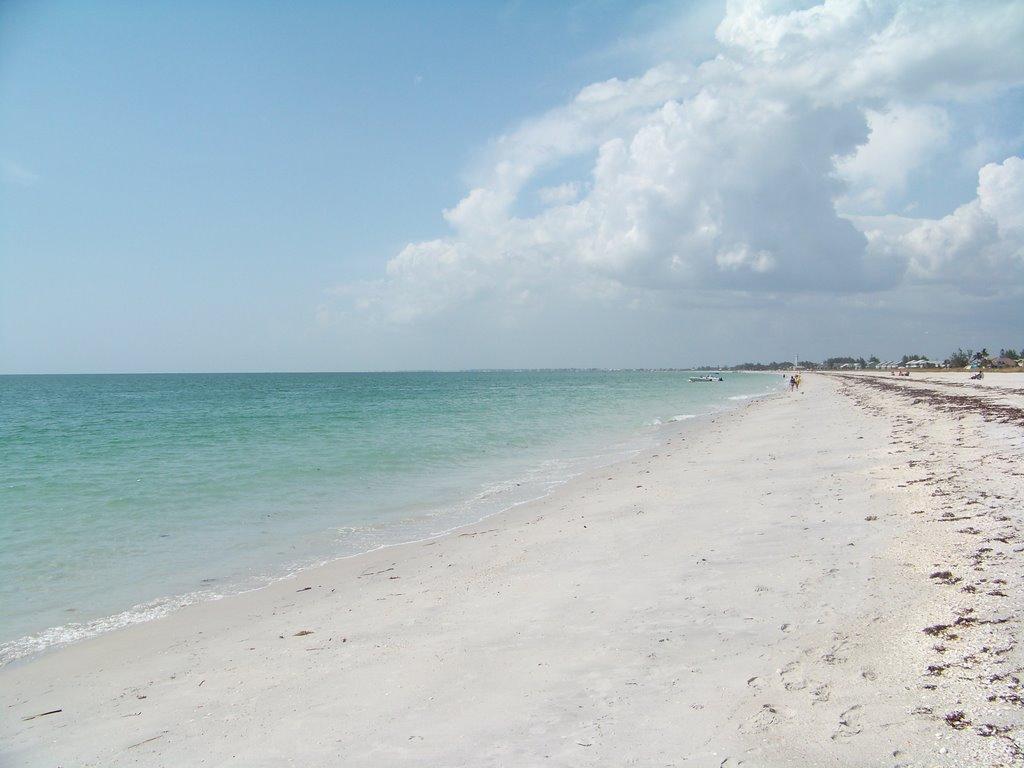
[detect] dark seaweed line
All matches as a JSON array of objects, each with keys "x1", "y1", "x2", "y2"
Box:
[{"x1": 825, "y1": 375, "x2": 1024, "y2": 427}]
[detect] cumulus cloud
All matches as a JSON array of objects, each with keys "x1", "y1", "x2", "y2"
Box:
[
  {"x1": 835, "y1": 103, "x2": 950, "y2": 212},
  {"x1": 336, "y1": 0, "x2": 1024, "y2": 324},
  {"x1": 537, "y1": 182, "x2": 582, "y2": 206},
  {"x1": 715, "y1": 0, "x2": 1024, "y2": 102},
  {"x1": 857, "y1": 156, "x2": 1024, "y2": 291}
]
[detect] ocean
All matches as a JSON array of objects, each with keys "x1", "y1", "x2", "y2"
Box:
[{"x1": 0, "y1": 370, "x2": 781, "y2": 663}]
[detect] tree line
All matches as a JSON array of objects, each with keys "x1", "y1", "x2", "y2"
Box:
[{"x1": 721, "y1": 347, "x2": 1022, "y2": 371}]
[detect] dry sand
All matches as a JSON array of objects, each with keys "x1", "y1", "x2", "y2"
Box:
[{"x1": 2, "y1": 372, "x2": 1022, "y2": 767}]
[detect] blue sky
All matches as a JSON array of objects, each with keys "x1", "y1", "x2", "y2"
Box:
[
  {"x1": 2, "y1": 1, "x2": 1023, "y2": 372},
  {"x1": 2, "y1": 1, "x2": 662, "y2": 371}
]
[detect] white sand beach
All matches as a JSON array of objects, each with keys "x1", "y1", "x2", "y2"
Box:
[{"x1": 3, "y1": 373, "x2": 1023, "y2": 767}]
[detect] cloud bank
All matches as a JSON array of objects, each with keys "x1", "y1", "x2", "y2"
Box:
[{"x1": 333, "y1": 0, "x2": 1024, "y2": 355}]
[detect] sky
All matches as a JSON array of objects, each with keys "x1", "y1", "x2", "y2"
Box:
[{"x1": 2, "y1": 0, "x2": 1023, "y2": 373}]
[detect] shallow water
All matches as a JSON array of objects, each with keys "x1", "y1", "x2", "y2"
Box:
[{"x1": 0, "y1": 370, "x2": 781, "y2": 661}]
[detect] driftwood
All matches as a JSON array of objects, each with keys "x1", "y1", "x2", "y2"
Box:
[
  {"x1": 21, "y1": 709, "x2": 61, "y2": 721},
  {"x1": 126, "y1": 732, "x2": 167, "y2": 749}
]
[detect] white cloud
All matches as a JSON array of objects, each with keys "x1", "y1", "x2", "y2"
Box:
[
  {"x1": 835, "y1": 103, "x2": 950, "y2": 212},
  {"x1": 979, "y1": 155, "x2": 1024, "y2": 232},
  {"x1": 715, "y1": 0, "x2": 1024, "y2": 103},
  {"x1": 857, "y1": 156, "x2": 1024, "y2": 290},
  {"x1": 336, "y1": 0, "x2": 1024, "y2": 325},
  {"x1": 537, "y1": 182, "x2": 582, "y2": 206},
  {"x1": 716, "y1": 244, "x2": 777, "y2": 273}
]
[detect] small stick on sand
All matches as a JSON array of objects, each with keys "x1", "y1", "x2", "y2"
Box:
[
  {"x1": 21, "y1": 709, "x2": 62, "y2": 721},
  {"x1": 126, "y1": 732, "x2": 168, "y2": 750}
]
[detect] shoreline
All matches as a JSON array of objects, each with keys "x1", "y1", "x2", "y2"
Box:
[
  {"x1": 0, "y1": 379, "x2": 782, "y2": 668},
  {"x1": 3, "y1": 373, "x2": 1021, "y2": 766}
]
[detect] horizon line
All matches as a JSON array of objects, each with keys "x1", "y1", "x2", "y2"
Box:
[{"x1": 0, "y1": 367, "x2": 752, "y2": 377}]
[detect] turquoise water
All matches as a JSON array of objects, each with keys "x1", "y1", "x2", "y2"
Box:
[{"x1": 0, "y1": 371, "x2": 780, "y2": 662}]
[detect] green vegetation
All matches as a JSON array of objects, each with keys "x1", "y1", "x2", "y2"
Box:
[
  {"x1": 946, "y1": 348, "x2": 972, "y2": 368},
  {"x1": 719, "y1": 346, "x2": 1022, "y2": 371}
]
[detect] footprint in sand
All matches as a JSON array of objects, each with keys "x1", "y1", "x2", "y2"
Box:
[
  {"x1": 778, "y1": 661, "x2": 808, "y2": 691},
  {"x1": 831, "y1": 704, "x2": 863, "y2": 740},
  {"x1": 739, "y1": 703, "x2": 783, "y2": 734},
  {"x1": 822, "y1": 633, "x2": 850, "y2": 665},
  {"x1": 779, "y1": 660, "x2": 831, "y2": 703},
  {"x1": 809, "y1": 681, "x2": 831, "y2": 703}
]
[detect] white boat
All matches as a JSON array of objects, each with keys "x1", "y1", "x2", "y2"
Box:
[{"x1": 689, "y1": 374, "x2": 723, "y2": 382}]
